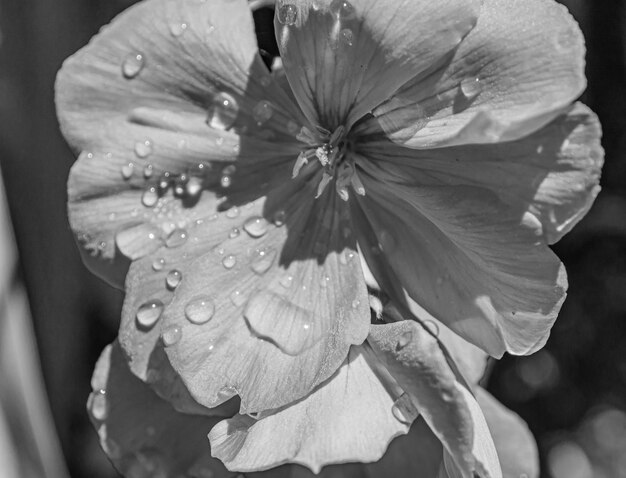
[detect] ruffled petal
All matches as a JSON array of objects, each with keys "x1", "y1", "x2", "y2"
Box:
[
  {"x1": 87, "y1": 342, "x2": 234, "y2": 478},
  {"x1": 119, "y1": 178, "x2": 370, "y2": 414},
  {"x1": 274, "y1": 0, "x2": 481, "y2": 130},
  {"x1": 360, "y1": 0, "x2": 586, "y2": 148},
  {"x1": 353, "y1": 104, "x2": 602, "y2": 356},
  {"x1": 57, "y1": 0, "x2": 306, "y2": 286},
  {"x1": 209, "y1": 345, "x2": 410, "y2": 473},
  {"x1": 477, "y1": 389, "x2": 539, "y2": 478},
  {"x1": 369, "y1": 321, "x2": 501, "y2": 478},
  {"x1": 246, "y1": 419, "x2": 443, "y2": 478}
]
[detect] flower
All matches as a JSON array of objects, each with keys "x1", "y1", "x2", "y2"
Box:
[{"x1": 56, "y1": 0, "x2": 603, "y2": 476}]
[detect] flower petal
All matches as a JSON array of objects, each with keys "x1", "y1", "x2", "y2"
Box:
[
  {"x1": 477, "y1": 389, "x2": 539, "y2": 478},
  {"x1": 87, "y1": 342, "x2": 234, "y2": 478},
  {"x1": 119, "y1": 179, "x2": 370, "y2": 414},
  {"x1": 274, "y1": 0, "x2": 480, "y2": 130},
  {"x1": 368, "y1": 321, "x2": 501, "y2": 478},
  {"x1": 209, "y1": 345, "x2": 411, "y2": 473},
  {"x1": 57, "y1": 0, "x2": 306, "y2": 286},
  {"x1": 361, "y1": 0, "x2": 586, "y2": 147}
]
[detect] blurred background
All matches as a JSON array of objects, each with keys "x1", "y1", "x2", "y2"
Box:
[{"x1": 0, "y1": 0, "x2": 624, "y2": 476}]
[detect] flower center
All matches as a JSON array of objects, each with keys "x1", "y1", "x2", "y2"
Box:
[{"x1": 292, "y1": 125, "x2": 365, "y2": 201}]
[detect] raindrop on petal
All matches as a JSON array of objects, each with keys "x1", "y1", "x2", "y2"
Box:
[
  {"x1": 280, "y1": 275, "x2": 294, "y2": 288},
  {"x1": 230, "y1": 290, "x2": 246, "y2": 307},
  {"x1": 169, "y1": 21, "x2": 188, "y2": 37},
  {"x1": 207, "y1": 92, "x2": 238, "y2": 131},
  {"x1": 134, "y1": 139, "x2": 153, "y2": 158},
  {"x1": 122, "y1": 53, "x2": 145, "y2": 79},
  {"x1": 226, "y1": 207, "x2": 240, "y2": 219},
  {"x1": 185, "y1": 176, "x2": 203, "y2": 198},
  {"x1": 229, "y1": 228, "x2": 240, "y2": 239},
  {"x1": 220, "y1": 175, "x2": 232, "y2": 188},
  {"x1": 330, "y1": 0, "x2": 356, "y2": 20},
  {"x1": 243, "y1": 216, "x2": 269, "y2": 238},
  {"x1": 152, "y1": 258, "x2": 166, "y2": 271},
  {"x1": 251, "y1": 249, "x2": 275, "y2": 275},
  {"x1": 165, "y1": 269, "x2": 182, "y2": 290},
  {"x1": 136, "y1": 299, "x2": 164, "y2": 329},
  {"x1": 423, "y1": 320, "x2": 440, "y2": 337},
  {"x1": 143, "y1": 163, "x2": 154, "y2": 178},
  {"x1": 185, "y1": 296, "x2": 215, "y2": 324},
  {"x1": 121, "y1": 162, "x2": 135, "y2": 179},
  {"x1": 162, "y1": 325, "x2": 182, "y2": 346},
  {"x1": 272, "y1": 210, "x2": 286, "y2": 226},
  {"x1": 351, "y1": 299, "x2": 360, "y2": 309},
  {"x1": 391, "y1": 393, "x2": 418, "y2": 425},
  {"x1": 222, "y1": 255, "x2": 237, "y2": 269},
  {"x1": 460, "y1": 77, "x2": 482, "y2": 101},
  {"x1": 252, "y1": 100, "x2": 273, "y2": 126},
  {"x1": 90, "y1": 390, "x2": 108, "y2": 420},
  {"x1": 142, "y1": 187, "x2": 159, "y2": 207},
  {"x1": 339, "y1": 28, "x2": 353, "y2": 46},
  {"x1": 277, "y1": 3, "x2": 297, "y2": 25},
  {"x1": 166, "y1": 228, "x2": 188, "y2": 248}
]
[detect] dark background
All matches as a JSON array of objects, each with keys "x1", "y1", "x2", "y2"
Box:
[{"x1": 0, "y1": 0, "x2": 624, "y2": 476}]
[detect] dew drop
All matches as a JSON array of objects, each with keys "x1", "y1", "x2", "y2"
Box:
[
  {"x1": 142, "y1": 187, "x2": 159, "y2": 208},
  {"x1": 90, "y1": 390, "x2": 108, "y2": 420},
  {"x1": 229, "y1": 228, "x2": 240, "y2": 239},
  {"x1": 166, "y1": 228, "x2": 188, "y2": 248},
  {"x1": 226, "y1": 207, "x2": 240, "y2": 219},
  {"x1": 251, "y1": 249, "x2": 275, "y2": 275},
  {"x1": 277, "y1": 3, "x2": 297, "y2": 25},
  {"x1": 320, "y1": 276, "x2": 330, "y2": 288},
  {"x1": 165, "y1": 269, "x2": 182, "y2": 290},
  {"x1": 185, "y1": 296, "x2": 215, "y2": 324},
  {"x1": 121, "y1": 162, "x2": 135, "y2": 179},
  {"x1": 423, "y1": 320, "x2": 440, "y2": 337},
  {"x1": 122, "y1": 53, "x2": 145, "y2": 79},
  {"x1": 230, "y1": 290, "x2": 246, "y2": 307},
  {"x1": 217, "y1": 385, "x2": 238, "y2": 402},
  {"x1": 220, "y1": 175, "x2": 232, "y2": 188},
  {"x1": 185, "y1": 176, "x2": 203, "y2": 198},
  {"x1": 252, "y1": 100, "x2": 273, "y2": 126},
  {"x1": 206, "y1": 92, "x2": 238, "y2": 131},
  {"x1": 280, "y1": 275, "x2": 294, "y2": 288},
  {"x1": 134, "y1": 139, "x2": 153, "y2": 158},
  {"x1": 339, "y1": 28, "x2": 354, "y2": 46},
  {"x1": 152, "y1": 258, "x2": 166, "y2": 271},
  {"x1": 272, "y1": 210, "x2": 286, "y2": 226},
  {"x1": 330, "y1": 0, "x2": 356, "y2": 20},
  {"x1": 222, "y1": 255, "x2": 237, "y2": 269},
  {"x1": 460, "y1": 77, "x2": 482, "y2": 101},
  {"x1": 396, "y1": 330, "x2": 413, "y2": 350},
  {"x1": 351, "y1": 299, "x2": 360, "y2": 309},
  {"x1": 169, "y1": 21, "x2": 188, "y2": 37},
  {"x1": 162, "y1": 325, "x2": 182, "y2": 346},
  {"x1": 136, "y1": 299, "x2": 164, "y2": 329},
  {"x1": 243, "y1": 216, "x2": 269, "y2": 238},
  {"x1": 391, "y1": 393, "x2": 418, "y2": 425},
  {"x1": 143, "y1": 164, "x2": 154, "y2": 178}
]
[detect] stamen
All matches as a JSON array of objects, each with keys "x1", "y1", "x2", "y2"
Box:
[
  {"x1": 316, "y1": 173, "x2": 333, "y2": 198},
  {"x1": 292, "y1": 151, "x2": 315, "y2": 178},
  {"x1": 350, "y1": 168, "x2": 366, "y2": 196}
]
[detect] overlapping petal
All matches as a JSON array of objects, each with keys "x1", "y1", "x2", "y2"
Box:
[
  {"x1": 354, "y1": 105, "x2": 602, "y2": 356},
  {"x1": 274, "y1": 0, "x2": 481, "y2": 130},
  {"x1": 361, "y1": 0, "x2": 587, "y2": 148},
  {"x1": 57, "y1": 0, "x2": 306, "y2": 286},
  {"x1": 87, "y1": 342, "x2": 234, "y2": 478},
  {"x1": 209, "y1": 345, "x2": 410, "y2": 473}
]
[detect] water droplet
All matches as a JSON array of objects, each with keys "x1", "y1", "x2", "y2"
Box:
[
  {"x1": 143, "y1": 164, "x2": 154, "y2": 178},
  {"x1": 230, "y1": 290, "x2": 246, "y2": 307},
  {"x1": 185, "y1": 296, "x2": 215, "y2": 324},
  {"x1": 243, "y1": 216, "x2": 269, "y2": 238},
  {"x1": 339, "y1": 250, "x2": 355, "y2": 265},
  {"x1": 121, "y1": 162, "x2": 135, "y2": 179},
  {"x1": 166, "y1": 269, "x2": 182, "y2": 290},
  {"x1": 108, "y1": 212, "x2": 117, "y2": 221},
  {"x1": 169, "y1": 21, "x2": 188, "y2": 37},
  {"x1": 397, "y1": 330, "x2": 413, "y2": 350},
  {"x1": 222, "y1": 255, "x2": 237, "y2": 269},
  {"x1": 185, "y1": 176, "x2": 203, "y2": 198},
  {"x1": 152, "y1": 258, "x2": 166, "y2": 271},
  {"x1": 460, "y1": 77, "x2": 482, "y2": 101},
  {"x1": 135, "y1": 139, "x2": 153, "y2": 158},
  {"x1": 272, "y1": 210, "x2": 286, "y2": 226},
  {"x1": 229, "y1": 228, "x2": 240, "y2": 239},
  {"x1": 136, "y1": 299, "x2": 164, "y2": 329},
  {"x1": 339, "y1": 28, "x2": 353, "y2": 46},
  {"x1": 251, "y1": 249, "x2": 275, "y2": 275},
  {"x1": 142, "y1": 187, "x2": 159, "y2": 207},
  {"x1": 391, "y1": 393, "x2": 418, "y2": 425},
  {"x1": 162, "y1": 325, "x2": 182, "y2": 346},
  {"x1": 280, "y1": 275, "x2": 294, "y2": 288},
  {"x1": 122, "y1": 53, "x2": 145, "y2": 79},
  {"x1": 423, "y1": 320, "x2": 440, "y2": 337},
  {"x1": 206, "y1": 92, "x2": 238, "y2": 131},
  {"x1": 320, "y1": 276, "x2": 330, "y2": 288},
  {"x1": 252, "y1": 100, "x2": 273, "y2": 126},
  {"x1": 277, "y1": 3, "x2": 297, "y2": 25},
  {"x1": 220, "y1": 175, "x2": 232, "y2": 188},
  {"x1": 330, "y1": 0, "x2": 356, "y2": 20},
  {"x1": 88, "y1": 390, "x2": 107, "y2": 421},
  {"x1": 351, "y1": 299, "x2": 360, "y2": 309},
  {"x1": 217, "y1": 385, "x2": 238, "y2": 402},
  {"x1": 226, "y1": 207, "x2": 240, "y2": 219},
  {"x1": 166, "y1": 228, "x2": 188, "y2": 248}
]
